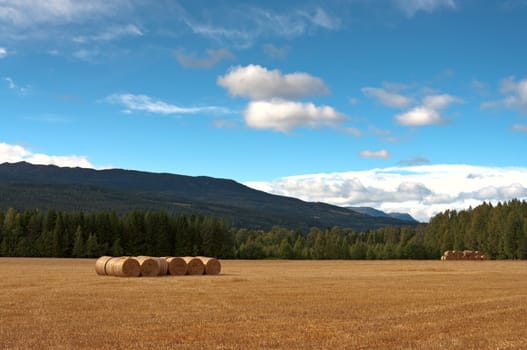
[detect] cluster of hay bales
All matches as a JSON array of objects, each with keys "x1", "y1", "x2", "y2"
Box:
[
  {"x1": 441, "y1": 250, "x2": 487, "y2": 260},
  {"x1": 95, "y1": 256, "x2": 221, "y2": 277}
]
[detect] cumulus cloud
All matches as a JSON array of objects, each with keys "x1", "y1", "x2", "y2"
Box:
[
  {"x1": 499, "y1": 76, "x2": 527, "y2": 113},
  {"x1": 361, "y1": 87, "x2": 412, "y2": 108},
  {"x1": 218, "y1": 64, "x2": 350, "y2": 133},
  {"x1": 217, "y1": 64, "x2": 329, "y2": 100},
  {"x1": 244, "y1": 99, "x2": 344, "y2": 132},
  {"x1": 394, "y1": 0, "x2": 457, "y2": 17},
  {"x1": 0, "y1": 142, "x2": 94, "y2": 168},
  {"x1": 0, "y1": 47, "x2": 6, "y2": 58},
  {"x1": 359, "y1": 149, "x2": 390, "y2": 159},
  {"x1": 244, "y1": 164, "x2": 527, "y2": 222},
  {"x1": 175, "y1": 48, "x2": 235, "y2": 69},
  {"x1": 395, "y1": 94, "x2": 461, "y2": 126},
  {"x1": 105, "y1": 94, "x2": 229, "y2": 115}
]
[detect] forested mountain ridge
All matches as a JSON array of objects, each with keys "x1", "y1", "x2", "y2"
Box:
[{"x1": 0, "y1": 162, "x2": 413, "y2": 231}]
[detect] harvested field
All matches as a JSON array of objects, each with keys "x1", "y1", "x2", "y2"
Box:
[{"x1": 0, "y1": 259, "x2": 526, "y2": 349}]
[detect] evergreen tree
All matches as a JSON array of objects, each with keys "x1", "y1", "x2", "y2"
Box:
[{"x1": 72, "y1": 226, "x2": 85, "y2": 258}]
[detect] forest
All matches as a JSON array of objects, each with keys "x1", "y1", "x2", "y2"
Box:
[{"x1": 0, "y1": 199, "x2": 526, "y2": 259}]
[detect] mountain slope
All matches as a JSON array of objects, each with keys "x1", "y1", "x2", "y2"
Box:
[
  {"x1": 0, "y1": 162, "x2": 416, "y2": 231},
  {"x1": 347, "y1": 206, "x2": 418, "y2": 223}
]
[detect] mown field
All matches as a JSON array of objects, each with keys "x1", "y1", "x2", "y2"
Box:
[{"x1": 0, "y1": 259, "x2": 526, "y2": 349}]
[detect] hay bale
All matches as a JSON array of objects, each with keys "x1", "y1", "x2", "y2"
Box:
[
  {"x1": 156, "y1": 257, "x2": 169, "y2": 276},
  {"x1": 134, "y1": 256, "x2": 160, "y2": 277},
  {"x1": 197, "y1": 256, "x2": 221, "y2": 275},
  {"x1": 95, "y1": 256, "x2": 113, "y2": 275},
  {"x1": 165, "y1": 257, "x2": 187, "y2": 276},
  {"x1": 106, "y1": 257, "x2": 141, "y2": 277},
  {"x1": 182, "y1": 257, "x2": 205, "y2": 275}
]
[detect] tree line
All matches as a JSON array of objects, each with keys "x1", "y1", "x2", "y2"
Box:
[{"x1": 0, "y1": 199, "x2": 526, "y2": 259}]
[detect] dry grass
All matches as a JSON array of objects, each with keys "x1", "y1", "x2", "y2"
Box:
[{"x1": 0, "y1": 259, "x2": 526, "y2": 349}]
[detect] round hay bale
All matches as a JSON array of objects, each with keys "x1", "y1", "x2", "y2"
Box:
[
  {"x1": 95, "y1": 256, "x2": 113, "y2": 275},
  {"x1": 134, "y1": 256, "x2": 160, "y2": 277},
  {"x1": 107, "y1": 257, "x2": 141, "y2": 277},
  {"x1": 156, "y1": 257, "x2": 169, "y2": 276},
  {"x1": 165, "y1": 257, "x2": 187, "y2": 276},
  {"x1": 182, "y1": 257, "x2": 205, "y2": 275},
  {"x1": 197, "y1": 256, "x2": 221, "y2": 275}
]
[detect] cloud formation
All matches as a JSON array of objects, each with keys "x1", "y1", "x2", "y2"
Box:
[
  {"x1": 73, "y1": 24, "x2": 143, "y2": 43},
  {"x1": 175, "y1": 48, "x2": 235, "y2": 69},
  {"x1": 179, "y1": 5, "x2": 339, "y2": 48},
  {"x1": 244, "y1": 100, "x2": 344, "y2": 132},
  {"x1": 218, "y1": 64, "x2": 349, "y2": 133},
  {"x1": 105, "y1": 94, "x2": 228, "y2": 115},
  {"x1": 4, "y1": 77, "x2": 29, "y2": 94},
  {"x1": 0, "y1": 142, "x2": 93, "y2": 168},
  {"x1": 262, "y1": 43, "x2": 288, "y2": 59},
  {"x1": 511, "y1": 124, "x2": 527, "y2": 133},
  {"x1": 245, "y1": 164, "x2": 527, "y2": 222},
  {"x1": 361, "y1": 87, "x2": 412, "y2": 108},
  {"x1": 217, "y1": 64, "x2": 329, "y2": 100},
  {"x1": 499, "y1": 76, "x2": 527, "y2": 113},
  {"x1": 394, "y1": 0, "x2": 457, "y2": 17},
  {"x1": 395, "y1": 94, "x2": 461, "y2": 126},
  {"x1": 359, "y1": 149, "x2": 390, "y2": 159},
  {"x1": 0, "y1": 0, "x2": 124, "y2": 27},
  {"x1": 0, "y1": 47, "x2": 6, "y2": 58}
]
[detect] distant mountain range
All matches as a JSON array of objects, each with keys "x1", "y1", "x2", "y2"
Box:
[
  {"x1": 347, "y1": 207, "x2": 417, "y2": 223},
  {"x1": 0, "y1": 162, "x2": 417, "y2": 231}
]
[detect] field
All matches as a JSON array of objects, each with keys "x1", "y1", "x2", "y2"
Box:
[{"x1": 0, "y1": 259, "x2": 526, "y2": 349}]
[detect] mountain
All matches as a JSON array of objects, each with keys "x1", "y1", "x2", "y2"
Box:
[
  {"x1": 0, "y1": 162, "x2": 416, "y2": 231},
  {"x1": 347, "y1": 206, "x2": 418, "y2": 223}
]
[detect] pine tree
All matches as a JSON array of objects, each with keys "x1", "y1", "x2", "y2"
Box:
[{"x1": 72, "y1": 226, "x2": 85, "y2": 258}]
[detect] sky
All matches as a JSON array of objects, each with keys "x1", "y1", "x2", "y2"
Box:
[{"x1": 1, "y1": 0, "x2": 527, "y2": 221}]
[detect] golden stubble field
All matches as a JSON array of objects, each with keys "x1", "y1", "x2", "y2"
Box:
[{"x1": 0, "y1": 259, "x2": 526, "y2": 350}]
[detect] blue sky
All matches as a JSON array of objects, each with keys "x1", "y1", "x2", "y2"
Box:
[{"x1": 1, "y1": 0, "x2": 527, "y2": 221}]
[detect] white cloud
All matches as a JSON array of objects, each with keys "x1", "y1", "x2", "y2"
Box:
[
  {"x1": 175, "y1": 48, "x2": 235, "y2": 69},
  {"x1": 244, "y1": 164, "x2": 527, "y2": 222},
  {"x1": 394, "y1": 0, "x2": 457, "y2": 17},
  {"x1": 0, "y1": 0, "x2": 124, "y2": 27},
  {"x1": 262, "y1": 43, "x2": 288, "y2": 59},
  {"x1": 362, "y1": 87, "x2": 412, "y2": 108},
  {"x1": 73, "y1": 24, "x2": 143, "y2": 43},
  {"x1": 397, "y1": 156, "x2": 430, "y2": 166},
  {"x1": 511, "y1": 124, "x2": 527, "y2": 133},
  {"x1": 0, "y1": 47, "x2": 6, "y2": 58},
  {"x1": 179, "y1": 5, "x2": 339, "y2": 48},
  {"x1": 243, "y1": 99, "x2": 344, "y2": 133},
  {"x1": 105, "y1": 93, "x2": 229, "y2": 115},
  {"x1": 0, "y1": 142, "x2": 94, "y2": 168},
  {"x1": 395, "y1": 93, "x2": 461, "y2": 126},
  {"x1": 217, "y1": 64, "x2": 329, "y2": 100},
  {"x1": 499, "y1": 76, "x2": 527, "y2": 113},
  {"x1": 395, "y1": 106, "x2": 442, "y2": 126},
  {"x1": 72, "y1": 49, "x2": 99, "y2": 61},
  {"x1": 300, "y1": 7, "x2": 340, "y2": 30},
  {"x1": 359, "y1": 149, "x2": 390, "y2": 159},
  {"x1": 4, "y1": 76, "x2": 29, "y2": 94}
]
